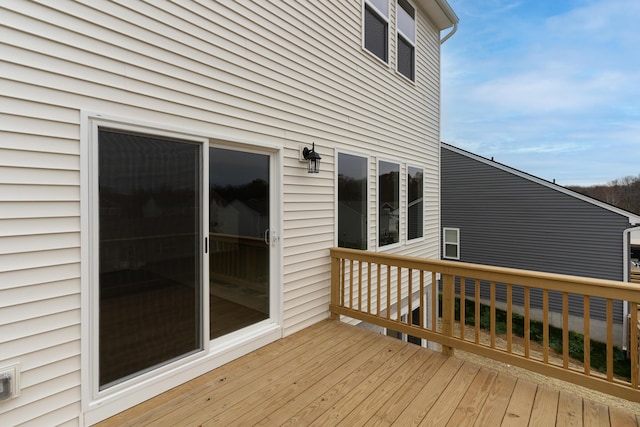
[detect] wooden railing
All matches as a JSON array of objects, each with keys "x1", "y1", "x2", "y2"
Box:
[{"x1": 330, "y1": 247, "x2": 640, "y2": 403}]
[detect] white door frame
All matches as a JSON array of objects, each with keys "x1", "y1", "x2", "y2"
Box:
[{"x1": 80, "y1": 112, "x2": 283, "y2": 425}]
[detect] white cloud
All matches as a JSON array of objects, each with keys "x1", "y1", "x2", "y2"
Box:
[
  {"x1": 545, "y1": 0, "x2": 640, "y2": 42},
  {"x1": 469, "y1": 69, "x2": 631, "y2": 114},
  {"x1": 508, "y1": 143, "x2": 590, "y2": 154},
  {"x1": 441, "y1": 0, "x2": 640, "y2": 185}
]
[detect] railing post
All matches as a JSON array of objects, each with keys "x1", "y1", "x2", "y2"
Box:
[
  {"x1": 330, "y1": 252, "x2": 340, "y2": 320},
  {"x1": 442, "y1": 273, "x2": 455, "y2": 356}
]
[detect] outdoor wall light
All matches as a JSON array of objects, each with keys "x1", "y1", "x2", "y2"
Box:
[{"x1": 302, "y1": 142, "x2": 321, "y2": 173}]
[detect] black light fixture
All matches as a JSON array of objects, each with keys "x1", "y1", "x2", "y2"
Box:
[{"x1": 302, "y1": 142, "x2": 321, "y2": 173}]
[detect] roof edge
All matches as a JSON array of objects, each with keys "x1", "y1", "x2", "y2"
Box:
[
  {"x1": 417, "y1": 0, "x2": 459, "y2": 31},
  {"x1": 441, "y1": 142, "x2": 640, "y2": 225}
]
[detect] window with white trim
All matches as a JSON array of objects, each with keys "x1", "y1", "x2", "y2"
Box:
[
  {"x1": 338, "y1": 152, "x2": 368, "y2": 250},
  {"x1": 378, "y1": 160, "x2": 400, "y2": 247},
  {"x1": 407, "y1": 166, "x2": 423, "y2": 240},
  {"x1": 364, "y1": 0, "x2": 389, "y2": 63},
  {"x1": 396, "y1": 0, "x2": 415, "y2": 81},
  {"x1": 443, "y1": 227, "x2": 460, "y2": 259}
]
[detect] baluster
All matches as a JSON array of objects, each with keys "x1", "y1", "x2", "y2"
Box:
[
  {"x1": 563, "y1": 292, "x2": 569, "y2": 369},
  {"x1": 460, "y1": 277, "x2": 465, "y2": 340},
  {"x1": 507, "y1": 284, "x2": 512, "y2": 354},
  {"x1": 584, "y1": 295, "x2": 590, "y2": 376},
  {"x1": 442, "y1": 273, "x2": 455, "y2": 356}
]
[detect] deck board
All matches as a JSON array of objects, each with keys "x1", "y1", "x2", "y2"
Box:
[
  {"x1": 371, "y1": 352, "x2": 447, "y2": 426},
  {"x1": 557, "y1": 390, "x2": 584, "y2": 426},
  {"x1": 308, "y1": 341, "x2": 421, "y2": 426},
  {"x1": 257, "y1": 336, "x2": 398, "y2": 425},
  {"x1": 95, "y1": 320, "x2": 640, "y2": 427},
  {"x1": 420, "y1": 361, "x2": 482, "y2": 426},
  {"x1": 389, "y1": 356, "x2": 465, "y2": 425},
  {"x1": 280, "y1": 339, "x2": 406, "y2": 426},
  {"x1": 336, "y1": 343, "x2": 435, "y2": 427},
  {"x1": 502, "y1": 379, "x2": 538, "y2": 427},
  {"x1": 609, "y1": 407, "x2": 638, "y2": 427},
  {"x1": 208, "y1": 329, "x2": 381, "y2": 426},
  {"x1": 583, "y1": 400, "x2": 610, "y2": 427},
  {"x1": 529, "y1": 385, "x2": 560, "y2": 426},
  {"x1": 176, "y1": 322, "x2": 355, "y2": 426},
  {"x1": 473, "y1": 371, "x2": 518, "y2": 426},
  {"x1": 446, "y1": 367, "x2": 498, "y2": 427}
]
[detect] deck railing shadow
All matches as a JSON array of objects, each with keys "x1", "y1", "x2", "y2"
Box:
[{"x1": 330, "y1": 247, "x2": 640, "y2": 403}]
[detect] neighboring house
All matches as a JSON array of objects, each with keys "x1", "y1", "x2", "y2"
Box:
[
  {"x1": 0, "y1": 1, "x2": 458, "y2": 425},
  {"x1": 441, "y1": 142, "x2": 640, "y2": 347}
]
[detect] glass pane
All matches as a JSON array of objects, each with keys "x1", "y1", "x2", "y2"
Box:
[
  {"x1": 397, "y1": 36, "x2": 414, "y2": 81},
  {"x1": 397, "y1": 0, "x2": 415, "y2": 41},
  {"x1": 365, "y1": 5, "x2": 388, "y2": 62},
  {"x1": 98, "y1": 129, "x2": 201, "y2": 389},
  {"x1": 407, "y1": 166, "x2": 423, "y2": 240},
  {"x1": 369, "y1": 0, "x2": 389, "y2": 17},
  {"x1": 445, "y1": 243, "x2": 458, "y2": 258},
  {"x1": 210, "y1": 148, "x2": 270, "y2": 339},
  {"x1": 445, "y1": 229, "x2": 458, "y2": 243},
  {"x1": 338, "y1": 153, "x2": 368, "y2": 249},
  {"x1": 379, "y1": 161, "x2": 399, "y2": 246}
]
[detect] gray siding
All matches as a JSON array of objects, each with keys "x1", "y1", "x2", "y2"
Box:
[{"x1": 441, "y1": 146, "x2": 631, "y2": 323}]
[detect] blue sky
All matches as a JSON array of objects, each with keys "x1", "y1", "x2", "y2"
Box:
[{"x1": 441, "y1": 0, "x2": 640, "y2": 186}]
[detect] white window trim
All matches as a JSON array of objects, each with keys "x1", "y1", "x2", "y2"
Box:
[
  {"x1": 443, "y1": 227, "x2": 460, "y2": 260},
  {"x1": 362, "y1": 0, "x2": 391, "y2": 66},
  {"x1": 395, "y1": 0, "x2": 416, "y2": 82},
  {"x1": 377, "y1": 158, "x2": 402, "y2": 250},
  {"x1": 335, "y1": 149, "x2": 371, "y2": 250},
  {"x1": 406, "y1": 163, "x2": 424, "y2": 243}
]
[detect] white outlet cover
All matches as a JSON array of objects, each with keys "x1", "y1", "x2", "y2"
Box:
[{"x1": 0, "y1": 363, "x2": 21, "y2": 400}]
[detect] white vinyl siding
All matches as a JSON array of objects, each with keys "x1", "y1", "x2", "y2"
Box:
[
  {"x1": 0, "y1": 95, "x2": 81, "y2": 427},
  {"x1": 1, "y1": 0, "x2": 444, "y2": 424}
]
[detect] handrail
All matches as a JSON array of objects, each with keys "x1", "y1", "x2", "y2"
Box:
[{"x1": 330, "y1": 247, "x2": 640, "y2": 403}]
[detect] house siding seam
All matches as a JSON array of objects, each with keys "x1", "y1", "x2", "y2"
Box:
[
  {"x1": 441, "y1": 146, "x2": 630, "y2": 324},
  {"x1": 1, "y1": 1, "x2": 445, "y2": 424}
]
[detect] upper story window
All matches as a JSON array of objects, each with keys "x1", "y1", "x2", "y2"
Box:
[
  {"x1": 364, "y1": 0, "x2": 389, "y2": 63},
  {"x1": 396, "y1": 0, "x2": 416, "y2": 81}
]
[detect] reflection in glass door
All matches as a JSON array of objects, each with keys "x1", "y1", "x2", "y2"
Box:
[
  {"x1": 209, "y1": 148, "x2": 270, "y2": 339},
  {"x1": 98, "y1": 129, "x2": 202, "y2": 389}
]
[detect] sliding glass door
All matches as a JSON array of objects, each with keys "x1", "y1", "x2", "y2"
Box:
[{"x1": 96, "y1": 129, "x2": 277, "y2": 391}]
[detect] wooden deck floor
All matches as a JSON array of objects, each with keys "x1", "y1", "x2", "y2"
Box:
[{"x1": 97, "y1": 320, "x2": 640, "y2": 426}]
